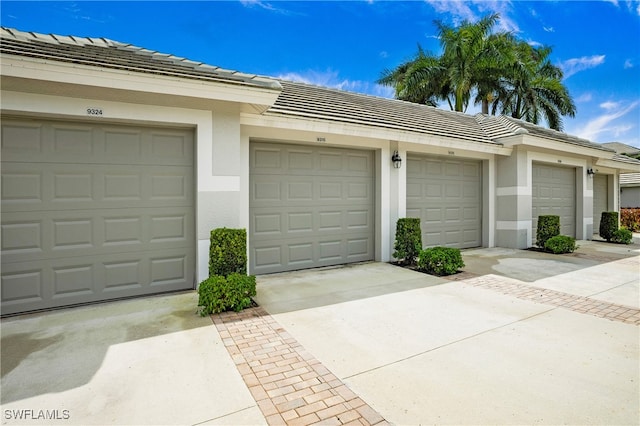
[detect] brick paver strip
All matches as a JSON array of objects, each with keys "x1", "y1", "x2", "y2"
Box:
[
  {"x1": 212, "y1": 307, "x2": 390, "y2": 426},
  {"x1": 460, "y1": 274, "x2": 640, "y2": 326}
]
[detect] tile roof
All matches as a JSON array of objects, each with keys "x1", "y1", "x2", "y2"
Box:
[
  {"x1": 601, "y1": 142, "x2": 640, "y2": 155},
  {"x1": 475, "y1": 114, "x2": 614, "y2": 153},
  {"x1": 0, "y1": 27, "x2": 281, "y2": 90},
  {"x1": 266, "y1": 80, "x2": 499, "y2": 145}
]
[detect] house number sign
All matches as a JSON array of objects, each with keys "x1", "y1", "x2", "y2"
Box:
[{"x1": 86, "y1": 107, "x2": 104, "y2": 116}]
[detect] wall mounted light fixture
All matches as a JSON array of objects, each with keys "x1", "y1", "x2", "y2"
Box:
[
  {"x1": 392, "y1": 150, "x2": 402, "y2": 169},
  {"x1": 586, "y1": 167, "x2": 595, "y2": 176}
]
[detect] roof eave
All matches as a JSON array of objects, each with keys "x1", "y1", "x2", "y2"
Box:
[
  {"x1": 596, "y1": 158, "x2": 640, "y2": 173},
  {"x1": 1, "y1": 54, "x2": 281, "y2": 110},
  {"x1": 241, "y1": 111, "x2": 511, "y2": 156}
]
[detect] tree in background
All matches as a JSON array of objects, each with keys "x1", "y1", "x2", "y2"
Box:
[{"x1": 378, "y1": 13, "x2": 576, "y2": 131}]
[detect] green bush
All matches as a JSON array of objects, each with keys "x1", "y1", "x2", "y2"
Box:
[
  {"x1": 417, "y1": 246, "x2": 465, "y2": 276},
  {"x1": 198, "y1": 273, "x2": 257, "y2": 315},
  {"x1": 611, "y1": 227, "x2": 633, "y2": 245},
  {"x1": 209, "y1": 228, "x2": 247, "y2": 276},
  {"x1": 544, "y1": 235, "x2": 577, "y2": 254},
  {"x1": 599, "y1": 212, "x2": 619, "y2": 242},
  {"x1": 536, "y1": 215, "x2": 560, "y2": 248},
  {"x1": 393, "y1": 218, "x2": 422, "y2": 266}
]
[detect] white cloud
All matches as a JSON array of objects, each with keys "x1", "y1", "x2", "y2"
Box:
[
  {"x1": 559, "y1": 55, "x2": 606, "y2": 78},
  {"x1": 543, "y1": 26, "x2": 554, "y2": 32},
  {"x1": 600, "y1": 101, "x2": 620, "y2": 110},
  {"x1": 576, "y1": 93, "x2": 593, "y2": 103},
  {"x1": 624, "y1": 59, "x2": 634, "y2": 69},
  {"x1": 379, "y1": 51, "x2": 389, "y2": 59},
  {"x1": 423, "y1": 0, "x2": 519, "y2": 33},
  {"x1": 605, "y1": 0, "x2": 640, "y2": 16},
  {"x1": 574, "y1": 100, "x2": 639, "y2": 141},
  {"x1": 239, "y1": 0, "x2": 296, "y2": 15},
  {"x1": 276, "y1": 69, "x2": 395, "y2": 98},
  {"x1": 527, "y1": 39, "x2": 543, "y2": 47}
]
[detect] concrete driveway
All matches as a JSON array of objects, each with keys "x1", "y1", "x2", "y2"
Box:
[
  {"x1": 1, "y1": 293, "x2": 266, "y2": 425},
  {"x1": 2, "y1": 239, "x2": 638, "y2": 425},
  {"x1": 256, "y1": 240, "x2": 640, "y2": 425}
]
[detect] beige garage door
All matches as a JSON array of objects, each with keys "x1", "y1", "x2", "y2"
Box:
[
  {"x1": 532, "y1": 163, "x2": 576, "y2": 240},
  {"x1": 407, "y1": 155, "x2": 482, "y2": 248},
  {"x1": 250, "y1": 142, "x2": 375, "y2": 274},
  {"x1": 1, "y1": 118, "x2": 195, "y2": 315},
  {"x1": 593, "y1": 174, "x2": 608, "y2": 233}
]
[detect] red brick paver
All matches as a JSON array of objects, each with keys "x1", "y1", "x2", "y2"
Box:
[
  {"x1": 212, "y1": 307, "x2": 389, "y2": 426},
  {"x1": 461, "y1": 274, "x2": 640, "y2": 325}
]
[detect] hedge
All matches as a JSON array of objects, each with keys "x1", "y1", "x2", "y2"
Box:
[
  {"x1": 209, "y1": 228, "x2": 247, "y2": 277},
  {"x1": 417, "y1": 246, "x2": 465, "y2": 276},
  {"x1": 599, "y1": 212, "x2": 619, "y2": 242},
  {"x1": 393, "y1": 218, "x2": 422, "y2": 266},
  {"x1": 536, "y1": 215, "x2": 560, "y2": 248}
]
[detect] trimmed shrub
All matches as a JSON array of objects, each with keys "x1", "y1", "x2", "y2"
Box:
[
  {"x1": 544, "y1": 235, "x2": 577, "y2": 254},
  {"x1": 620, "y1": 208, "x2": 640, "y2": 232},
  {"x1": 536, "y1": 215, "x2": 560, "y2": 248},
  {"x1": 599, "y1": 212, "x2": 619, "y2": 242},
  {"x1": 209, "y1": 228, "x2": 247, "y2": 276},
  {"x1": 198, "y1": 273, "x2": 257, "y2": 315},
  {"x1": 393, "y1": 218, "x2": 422, "y2": 266},
  {"x1": 611, "y1": 227, "x2": 633, "y2": 245},
  {"x1": 417, "y1": 246, "x2": 465, "y2": 276}
]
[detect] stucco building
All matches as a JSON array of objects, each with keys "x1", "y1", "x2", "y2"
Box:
[{"x1": 2, "y1": 27, "x2": 639, "y2": 315}]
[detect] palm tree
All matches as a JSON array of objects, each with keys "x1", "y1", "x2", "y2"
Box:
[
  {"x1": 378, "y1": 45, "x2": 446, "y2": 107},
  {"x1": 378, "y1": 14, "x2": 576, "y2": 130},
  {"x1": 491, "y1": 42, "x2": 576, "y2": 131},
  {"x1": 379, "y1": 13, "x2": 510, "y2": 113}
]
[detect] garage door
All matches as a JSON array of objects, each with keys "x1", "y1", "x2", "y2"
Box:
[
  {"x1": 1, "y1": 118, "x2": 195, "y2": 315},
  {"x1": 406, "y1": 155, "x2": 482, "y2": 248},
  {"x1": 532, "y1": 163, "x2": 575, "y2": 240},
  {"x1": 593, "y1": 174, "x2": 608, "y2": 233},
  {"x1": 250, "y1": 142, "x2": 375, "y2": 274}
]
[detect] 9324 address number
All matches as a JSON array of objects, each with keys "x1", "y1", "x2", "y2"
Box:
[{"x1": 86, "y1": 108, "x2": 104, "y2": 116}]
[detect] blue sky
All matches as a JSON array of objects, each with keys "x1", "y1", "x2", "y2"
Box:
[{"x1": 2, "y1": 1, "x2": 639, "y2": 147}]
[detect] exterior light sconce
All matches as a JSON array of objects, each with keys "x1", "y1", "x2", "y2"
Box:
[
  {"x1": 586, "y1": 168, "x2": 595, "y2": 176},
  {"x1": 392, "y1": 150, "x2": 402, "y2": 169}
]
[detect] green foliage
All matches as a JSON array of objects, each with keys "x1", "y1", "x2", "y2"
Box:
[
  {"x1": 620, "y1": 208, "x2": 640, "y2": 232},
  {"x1": 393, "y1": 218, "x2": 422, "y2": 266},
  {"x1": 536, "y1": 215, "x2": 560, "y2": 248},
  {"x1": 544, "y1": 235, "x2": 577, "y2": 254},
  {"x1": 417, "y1": 246, "x2": 465, "y2": 276},
  {"x1": 599, "y1": 212, "x2": 619, "y2": 242},
  {"x1": 197, "y1": 273, "x2": 257, "y2": 316},
  {"x1": 209, "y1": 228, "x2": 247, "y2": 277},
  {"x1": 377, "y1": 14, "x2": 575, "y2": 130},
  {"x1": 611, "y1": 228, "x2": 633, "y2": 245}
]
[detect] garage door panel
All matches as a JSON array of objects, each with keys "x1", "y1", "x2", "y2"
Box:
[
  {"x1": 250, "y1": 142, "x2": 374, "y2": 274},
  {"x1": 1, "y1": 164, "x2": 193, "y2": 212},
  {"x1": 1, "y1": 119, "x2": 194, "y2": 315},
  {"x1": 1, "y1": 207, "x2": 193, "y2": 264},
  {"x1": 532, "y1": 163, "x2": 575, "y2": 239},
  {"x1": 407, "y1": 155, "x2": 482, "y2": 249},
  {"x1": 593, "y1": 174, "x2": 608, "y2": 231},
  {"x1": 1, "y1": 247, "x2": 193, "y2": 313},
  {"x1": 2, "y1": 121, "x2": 193, "y2": 166}
]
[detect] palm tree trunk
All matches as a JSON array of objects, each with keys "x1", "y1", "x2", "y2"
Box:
[{"x1": 482, "y1": 99, "x2": 489, "y2": 114}]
